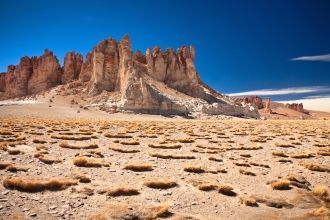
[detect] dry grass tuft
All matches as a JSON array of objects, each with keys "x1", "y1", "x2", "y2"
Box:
[
  {"x1": 71, "y1": 186, "x2": 94, "y2": 196},
  {"x1": 275, "y1": 142, "x2": 295, "y2": 148},
  {"x1": 104, "y1": 133, "x2": 133, "y2": 138},
  {"x1": 291, "y1": 153, "x2": 313, "y2": 159},
  {"x1": 72, "y1": 172, "x2": 91, "y2": 183},
  {"x1": 239, "y1": 169, "x2": 256, "y2": 176},
  {"x1": 240, "y1": 153, "x2": 251, "y2": 158},
  {"x1": 6, "y1": 165, "x2": 29, "y2": 172},
  {"x1": 234, "y1": 162, "x2": 251, "y2": 167},
  {"x1": 32, "y1": 138, "x2": 47, "y2": 144},
  {"x1": 177, "y1": 138, "x2": 195, "y2": 143},
  {"x1": 144, "y1": 178, "x2": 177, "y2": 189},
  {"x1": 303, "y1": 163, "x2": 330, "y2": 172},
  {"x1": 272, "y1": 151, "x2": 289, "y2": 157},
  {"x1": 239, "y1": 197, "x2": 258, "y2": 207},
  {"x1": 218, "y1": 184, "x2": 236, "y2": 196},
  {"x1": 51, "y1": 135, "x2": 91, "y2": 141},
  {"x1": 3, "y1": 177, "x2": 77, "y2": 192},
  {"x1": 8, "y1": 149, "x2": 21, "y2": 155},
  {"x1": 309, "y1": 206, "x2": 330, "y2": 218},
  {"x1": 90, "y1": 202, "x2": 170, "y2": 220},
  {"x1": 208, "y1": 157, "x2": 223, "y2": 162},
  {"x1": 249, "y1": 162, "x2": 270, "y2": 168},
  {"x1": 251, "y1": 195, "x2": 293, "y2": 208},
  {"x1": 183, "y1": 165, "x2": 205, "y2": 173},
  {"x1": 270, "y1": 180, "x2": 291, "y2": 190},
  {"x1": 149, "y1": 152, "x2": 195, "y2": 159},
  {"x1": 73, "y1": 156, "x2": 107, "y2": 167},
  {"x1": 107, "y1": 187, "x2": 140, "y2": 196},
  {"x1": 198, "y1": 183, "x2": 219, "y2": 191},
  {"x1": 148, "y1": 143, "x2": 181, "y2": 149},
  {"x1": 0, "y1": 161, "x2": 12, "y2": 169},
  {"x1": 313, "y1": 185, "x2": 329, "y2": 198},
  {"x1": 38, "y1": 155, "x2": 61, "y2": 164},
  {"x1": 109, "y1": 146, "x2": 140, "y2": 153},
  {"x1": 124, "y1": 163, "x2": 153, "y2": 172},
  {"x1": 59, "y1": 142, "x2": 98, "y2": 149},
  {"x1": 120, "y1": 141, "x2": 140, "y2": 145}
]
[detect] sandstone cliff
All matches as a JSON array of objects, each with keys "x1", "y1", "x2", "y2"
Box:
[
  {"x1": 0, "y1": 35, "x2": 259, "y2": 118},
  {"x1": 62, "y1": 51, "x2": 83, "y2": 84},
  {"x1": 285, "y1": 103, "x2": 304, "y2": 113},
  {"x1": 234, "y1": 96, "x2": 264, "y2": 109}
]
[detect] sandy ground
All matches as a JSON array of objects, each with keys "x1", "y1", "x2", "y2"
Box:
[{"x1": 0, "y1": 94, "x2": 329, "y2": 220}]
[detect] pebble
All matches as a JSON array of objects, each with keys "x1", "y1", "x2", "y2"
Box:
[
  {"x1": 22, "y1": 208, "x2": 30, "y2": 212},
  {"x1": 0, "y1": 205, "x2": 3, "y2": 210},
  {"x1": 192, "y1": 202, "x2": 198, "y2": 205}
]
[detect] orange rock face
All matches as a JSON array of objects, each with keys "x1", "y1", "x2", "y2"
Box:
[
  {"x1": 0, "y1": 49, "x2": 62, "y2": 99},
  {"x1": 234, "y1": 96, "x2": 264, "y2": 109},
  {"x1": 285, "y1": 103, "x2": 304, "y2": 113},
  {"x1": 0, "y1": 35, "x2": 260, "y2": 118},
  {"x1": 62, "y1": 51, "x2": 83, "y2": 84},
  {"x1": 265, "y1": 98, "x2": 272, "y2": 113}
]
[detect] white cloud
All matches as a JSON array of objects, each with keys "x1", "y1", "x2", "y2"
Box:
[
  {"x1": 291, "y1": 54, "x2": 330, "y2": 62},
  {"x1": 278, "y1": 97, "x2": 330, "y2": 112},
  {"x1": 227, "y1": 86, "x2": 330, "y2": 96}
]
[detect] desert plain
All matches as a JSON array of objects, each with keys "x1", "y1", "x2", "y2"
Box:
[{"x1": 0, "y1": 98, "x2": 329, "y2": 220}]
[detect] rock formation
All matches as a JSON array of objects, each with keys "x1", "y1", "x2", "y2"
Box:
[
  {"x1": 0, "y1": 35, "x2": 260, "y2": 118},
  {"x1": 285, "y1": 103, "x2": 304, "y2": 113},
  {"x1": 265, "y1": 98, "x2": 272, "y2": 113},
  {"x1": 0, "y1": 49, "x2": 62, "y2": 99},
  {"x1": 234, "y1": 96, "x2": 264, "y2": 109},
  {"x1": 62, "y1": 51, "x2": 83, "y2": 84}
]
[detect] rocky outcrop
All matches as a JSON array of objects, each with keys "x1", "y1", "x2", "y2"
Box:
[
  {"x1": 3, "y1": 57, "x2": 32, "y2": 98},
  {"x1": 234, "y1": 96, "x2": 264, "y2": 109},
  {"x1": 79, "y1": 52, "x2": 92, "y2": 82},
  {"x1": 0, "y1": 49, "x2": 62, "y2": 99},
  {"x1": 285, "y1": 103, "x2": 304, "y2": 113},
  {"x1": 265, "y1": 98, "x2": 272, "y2": 113},
  {"x1": 0, "y1": 73, "x2": 6, "y2": 93},
  {"x1": 62, "y1": 51, "x2": 83, "y2": 84},
  {"x1": 27, "y1": 49, "x2": 62, "y2": 95},
  {"x1": 0, "y1": 35, "x2": 259, "y2": 118},
  {"x1": 202, "y1": 102, "x2": 260, "y2": 118}
]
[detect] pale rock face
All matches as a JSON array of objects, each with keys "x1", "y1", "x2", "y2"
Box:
[
  {"x1": 28, "y1": 49, "x2": 62, "y2": 94},
  {"x1": 62, "y1": 51, "x2": 83, "y2": 84},
  {"x1": 202, "y1": 103, "x2": 260, "y2": 118}
]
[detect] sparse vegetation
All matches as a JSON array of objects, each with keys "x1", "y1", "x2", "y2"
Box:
[
  {"x1": 73, "y1": 156, "x2": 107, "y2": 167},
  {"x1": 3, "y1": 177, "x2": 77, "y2": 192},
  {"x1": 144, "y1": 178, "x2": 177, "y2": 189},
  {"x1": 124, "y1": 163, "x2": 153, "y2": 172}
]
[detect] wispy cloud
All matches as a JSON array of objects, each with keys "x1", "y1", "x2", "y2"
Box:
[
  {"x1": 291, "y1": 54, "x2": 330, "y2": 62},
  {"x1": 227, "y1": 86, "x2": 330, "y2": 96}
]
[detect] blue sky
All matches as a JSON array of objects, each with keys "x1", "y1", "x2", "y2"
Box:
[{"x1": 0, "y1": 0, "x2": 329, "y2": 108}]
